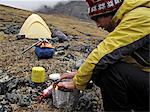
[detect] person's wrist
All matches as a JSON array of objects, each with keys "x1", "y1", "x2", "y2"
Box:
[{"x1": 72, "y1": 78, "x2": 76, "y2": 89}]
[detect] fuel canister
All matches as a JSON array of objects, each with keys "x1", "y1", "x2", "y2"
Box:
[{"x1": 31, "y1": 67, "x2": 45, "y2": 83}]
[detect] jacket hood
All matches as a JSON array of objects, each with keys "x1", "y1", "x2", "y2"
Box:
[{"x1": 112, "y1": 0, "x2": 150, "y2": 25}]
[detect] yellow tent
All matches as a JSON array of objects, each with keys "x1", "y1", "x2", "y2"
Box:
[{"x1": 19, "y1": 14, "x2": 51, "y2": 39}]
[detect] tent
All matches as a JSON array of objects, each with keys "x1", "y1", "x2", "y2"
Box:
[{"x1": 19, "y1": 14, "x2": 51, "y2": 39}]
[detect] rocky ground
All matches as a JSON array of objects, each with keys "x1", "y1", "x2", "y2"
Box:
[
  {"x1": 0, "y1": 5, "x2": 107, "y2": 112},
  {"x1": 0, "y1": 28, "x2": 104, "y2": 112}
]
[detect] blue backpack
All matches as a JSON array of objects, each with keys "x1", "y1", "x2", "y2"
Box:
[
  {"x1": 35, "y1": 47, "x2": 55, "y2": 59},
  {"x1": 35, "y1": 42, "x2": 55, "y2": 59}
]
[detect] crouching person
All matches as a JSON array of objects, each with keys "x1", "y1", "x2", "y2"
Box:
[{"x1": 58, "y1": 0, "x2": 150, "y2": 111}]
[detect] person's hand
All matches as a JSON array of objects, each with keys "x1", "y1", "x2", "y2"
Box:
[
  {"x1": 57, "y1": 80, "x2": 75, "y2": 90},
  {"x1": 60, "y1": 71, "x2": 77, "y2": 80},
  {"x1": 57, "y1": 71, "x2": 77, "y2": 90}
]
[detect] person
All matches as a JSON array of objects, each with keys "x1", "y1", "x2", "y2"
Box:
[{"x1": 58, "y1": 0, "x2": 150, "y2": 111}]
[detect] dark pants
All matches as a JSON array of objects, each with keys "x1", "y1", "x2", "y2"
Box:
[{"x1": 92, "y1": 62, "x2": 149, "y2": 111}]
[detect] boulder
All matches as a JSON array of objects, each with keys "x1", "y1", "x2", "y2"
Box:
[{"x1": 51, "y1": 29, "x2": 68, "y2": 43}]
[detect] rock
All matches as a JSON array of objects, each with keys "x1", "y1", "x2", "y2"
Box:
[
  {"x1": 0, "y1": 23, "x2": 20, "y2": 34},
  {"x1": 0, "y1": 70, "x2": 3, "y2": 74},
  {"x1": 56, "y1": 45, "x2": 70, "y2": 51},
  {"x1": 3, "y1": 29, "x2": 10, "y2": 34},
  {"x1": 66, "y1": 36, "x2": 72, "y2": 41},
  {"x1": 56, "y1": 47, "x2": 65, "y2": 51},
  {"x1": 16, "y1": 35, "x2": 25, "y2": 40},
  {"x1": 0, "y1": 73, "x2": 9, "y2": 83},
  {"x1": 0, "y1": 95, "x2": 5, "y2": 102},
  {"x1": 46, "y1": 99, "x2": 53, "y2": 106},
  {"x1": 0, "y1": 105, "x2": 3, "y2": 112},
  {"x1": 7, "y1": 77, "x2": 19, "y2": 92},
  {"x1": 28, "y1": 81, "x2": 36, "y2": 88},
  {"x1": 71, "y1": 36, "x2": 80, "y2": 40},
  {"x1": 29, "y1": 82, "x2": 47, "y2": 92},
  {"x1": 75, "y1": 59, "x2": 84, "y2": 70},
  {"x1": 4, "y1": 105, "x2": 12, "y2": 112},
  {"x1": 0, "y1": 81, "x2": 8, "y2": 95},
  {"x1": 70, "y1": 44, "x2": 92, "y2": 53},
  {"x1": 27, "y1": 87, "x2": 33, "y2": 94},
  {"x1": 17, "y1": 78, "x2": 25, "y2": 86},
  {"x1": 51, "y1": 37, "x2": 59, "y2": 43},
  {"x1": 63, "y1": 53, "x2": 77, "y2": 61},
  {"x1": 6, "y1": 93, "x2": 19, "y2": 104},
  {"x1": 0, "y1": 23, "x2": 4, "y2": 27},
  {"x1": 51, "y1": 29, "x2": 68, "y2": 43},
  {"x1": 70, "y1": 85, "x2": 103, "y2": 112},
  {"x1": 72, "y1": 94, "x2": 93, "y2": 111},
  {"x1": 0, "y1": 99, "x2": 9, "y2": 105},
  {"x1": 18, "y1": 95, "x2": 31, "y2": 107},
  {"x1": 30, "y1": 93, "x2": 38, "y2": 101},
  {"x1": 55, "y1": 45, "x2": 70, "y2": 56},
  {"x1": 55, "y1": 51, "x2": 65, "y2": 56},
  {"x1": 0, "y1": 104, "x2": 12, "y2": 112},
  {"x1": 18, "y1": 77, "x2": 30, "y2": 86}
]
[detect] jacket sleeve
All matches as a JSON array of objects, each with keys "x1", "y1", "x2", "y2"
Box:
[{"x1": 73, "y1": 8, "x2": 150, "y2": 90}]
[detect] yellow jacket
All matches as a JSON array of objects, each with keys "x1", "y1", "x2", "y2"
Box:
[{"x1": 73, "y1": 0, "x2": 150, "y2": 90}]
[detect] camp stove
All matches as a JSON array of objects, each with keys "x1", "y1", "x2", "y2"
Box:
[{"x1": 37, "y1": 79, "x2": 77, "y2": 109}]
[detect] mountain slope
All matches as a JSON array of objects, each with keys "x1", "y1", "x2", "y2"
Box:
[{"x1": 0, "y1": 4, "x2": 106, "y2": 40}]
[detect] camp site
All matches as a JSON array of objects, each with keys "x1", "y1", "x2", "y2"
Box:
[{"x1": 0, "y1": 0, "x2": 149, "y2": 112}]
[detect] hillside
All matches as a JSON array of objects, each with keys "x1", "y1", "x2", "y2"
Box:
[
  {"x1": 0, "y1": 4, "x2": 106, "y2": 39},
  {"x1": 0, "y1": 4, "x2": 106, "y2": 112}
]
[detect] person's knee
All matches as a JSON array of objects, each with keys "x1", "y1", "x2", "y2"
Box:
[
  {"x1": 112, "y1": 62, "x2": 131, "y2": 72},
  {"x1": 91, "y1": 62, "x2": 128, "y2": 87}
]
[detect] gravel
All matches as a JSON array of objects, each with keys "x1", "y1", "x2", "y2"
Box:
[{"x1": 0, "y1": 25, "x2": 104, "y2": 111}]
